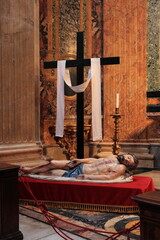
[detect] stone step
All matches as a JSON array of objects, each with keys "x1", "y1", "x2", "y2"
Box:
[
  {"x1": 138, "y1": 159, "x2": 154, "y2": 168},
  {"x1": 132, "y1": 153, "x2": 154, "y2": 160},
  {"x1": 120, "y1": 147, "x2": 150, "y2": 154},
  {"x1": 94, "y1": 151, "x2": 155, "y2": 169},
  {"x1": 95, "y1": 142, "x2": 152, "y2": 151},
  {"x1": 96, "y1": 146, "x2": 151, "y2": 154},
  {"x1": 95, "y1": 151, "x2": 154, "y2": 160}
]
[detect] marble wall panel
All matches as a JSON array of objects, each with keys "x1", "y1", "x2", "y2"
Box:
[
  {"x1": 0, "y1": 0, "x2": 39, "y2": 144},
  {"x1": 103, "y1": 0, "x2": 147, "y2": 141},
  {"x1": 147, "y1": 0, "x2": 160, "y2": 91},
  {"x1": 0, "y1": 0, "x2": 42, "y2": 164}
]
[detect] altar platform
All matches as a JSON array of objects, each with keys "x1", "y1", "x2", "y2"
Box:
[
  {"x1": 19, "y1": 175, "x2": 155, "y2": 213},
  {"x1": 135, "y1": 169, "x2": 160, "y2": 190}
]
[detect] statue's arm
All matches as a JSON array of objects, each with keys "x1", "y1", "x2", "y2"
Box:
[
  {"x1": 76, "y1": 158, "x2": 98, "y2": 163},
  {"x1": 67, "y1": 158, "x2": 98, "y2": 168}
]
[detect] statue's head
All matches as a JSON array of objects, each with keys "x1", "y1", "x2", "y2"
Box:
[{"x1": 117, "y1": 153, "x2": 139, "y2": 171}]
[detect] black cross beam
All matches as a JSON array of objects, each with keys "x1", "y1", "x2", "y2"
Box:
[{"x1": 44, "y1": 32, "x2": 120, "y2": 159}]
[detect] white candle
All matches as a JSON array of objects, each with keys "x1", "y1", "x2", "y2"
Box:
[{"x1": 116, "y1": 93, "x2": 119, "y2": 108}]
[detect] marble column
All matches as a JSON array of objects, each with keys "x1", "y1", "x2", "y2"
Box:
[{"x1": 0, "y1": 0, "x2": 43, "y2": 165}]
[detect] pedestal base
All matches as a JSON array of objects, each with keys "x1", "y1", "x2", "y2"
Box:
[
  {"x1": 0, "y1": 164, "x2": 23, "y2": 240},
  {"x1": 0, "y1": 231, "x2": 23, "y2": 240}
]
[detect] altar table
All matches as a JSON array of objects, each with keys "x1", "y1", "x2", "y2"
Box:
[
  {"x1": 19, "y1": 176, "x2": 155, "y2": 213},
  {"x1": 132, "y1": 191, "x2": 160, "y2": 240}
]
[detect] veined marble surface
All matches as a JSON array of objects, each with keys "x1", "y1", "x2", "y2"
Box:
[{"x1": 19, "y1": 214, "x2": 84, "y2": 240}]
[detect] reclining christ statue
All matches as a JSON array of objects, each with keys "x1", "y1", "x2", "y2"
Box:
[{"x1": 20, "y1": 154, "x2": 138, "y2": 181}]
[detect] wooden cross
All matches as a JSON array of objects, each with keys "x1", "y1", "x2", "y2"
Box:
[{"x1": 44, "y1": 32, "x2": 120, "y2": 159}]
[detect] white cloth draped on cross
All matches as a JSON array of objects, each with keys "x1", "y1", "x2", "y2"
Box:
[{"x1": 56, "y1": 58, "x2": 102, "y2": 141}]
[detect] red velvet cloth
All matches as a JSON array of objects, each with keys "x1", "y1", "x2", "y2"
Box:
[{"x1": 19, "y1": 176, "x2": 155, "y2": 207}]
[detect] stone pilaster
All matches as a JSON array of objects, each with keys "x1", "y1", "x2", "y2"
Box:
[{"x1": 0, "y1": 0, "x2": 43, "y2": 165}]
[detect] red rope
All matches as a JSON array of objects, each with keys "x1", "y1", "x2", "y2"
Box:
[
  {"x1": 104, "y1": 221, "x2": 140, "y2": 240},
  {"x1": 22, "y1": 181, "x2": 73, "y2": 240},
  {"x1": 20, "y1": 177, "x2": 140, "y2": 240}
]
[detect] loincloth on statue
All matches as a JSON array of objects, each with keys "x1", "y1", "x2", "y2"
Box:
[{"x1": 62, "y1": 163, "x2": 84, "y2": 178}]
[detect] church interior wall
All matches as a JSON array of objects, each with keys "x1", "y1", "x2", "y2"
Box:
[
  {"x1": 40, "y1": 0, "x2": 160, "y2": 167},
  {"x1": 103, "y1": 0, "x2": 147, "y2": 142},
  {"x1": 1, "y1": 0, "x2": 160, "y2": 167}
]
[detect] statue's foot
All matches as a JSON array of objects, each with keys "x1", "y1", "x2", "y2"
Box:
[{"x1": 19, "y1": 166, "x2": 31, "y2": 174}]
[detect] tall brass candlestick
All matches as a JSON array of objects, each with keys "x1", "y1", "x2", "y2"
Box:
[{"x1": 111, "y1": 107, "x2": 121, "y2": 155}]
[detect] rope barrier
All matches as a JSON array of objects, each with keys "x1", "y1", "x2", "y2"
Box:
[
  {"x1": 22, "y1": 180, "x2": 74, "y2": 240},
  {"x1": 20, "y1": 177, "x2": 140, "y2": 240}
]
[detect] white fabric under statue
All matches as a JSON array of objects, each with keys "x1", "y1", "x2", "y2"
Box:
[
  {"x1": 27, "y1": 174, "x2": 133, "y2": 183},
  {"x1": 56, "y1": 58, "x2": 102, "y2": 141}
]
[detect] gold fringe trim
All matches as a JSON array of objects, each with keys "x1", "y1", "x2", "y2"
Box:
[{"x1": 19, "y1": 199, "x2": 139, "y2": 213}]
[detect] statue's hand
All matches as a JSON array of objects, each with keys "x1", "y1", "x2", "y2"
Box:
[
  {"x1": 128, "y1": 176, "x2": 133, "y2": 181},
  {"x1": 67, "y1": 159, "x2": 79, "y2": 169}
]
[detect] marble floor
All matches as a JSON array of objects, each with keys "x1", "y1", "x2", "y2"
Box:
[{"x1": 19, "y1": 214, "x2": 84, "y2": 240}]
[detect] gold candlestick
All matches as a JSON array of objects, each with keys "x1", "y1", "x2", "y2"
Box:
[{"x1": 111, "y1": 107, "x2": 121, "y2": 155}]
